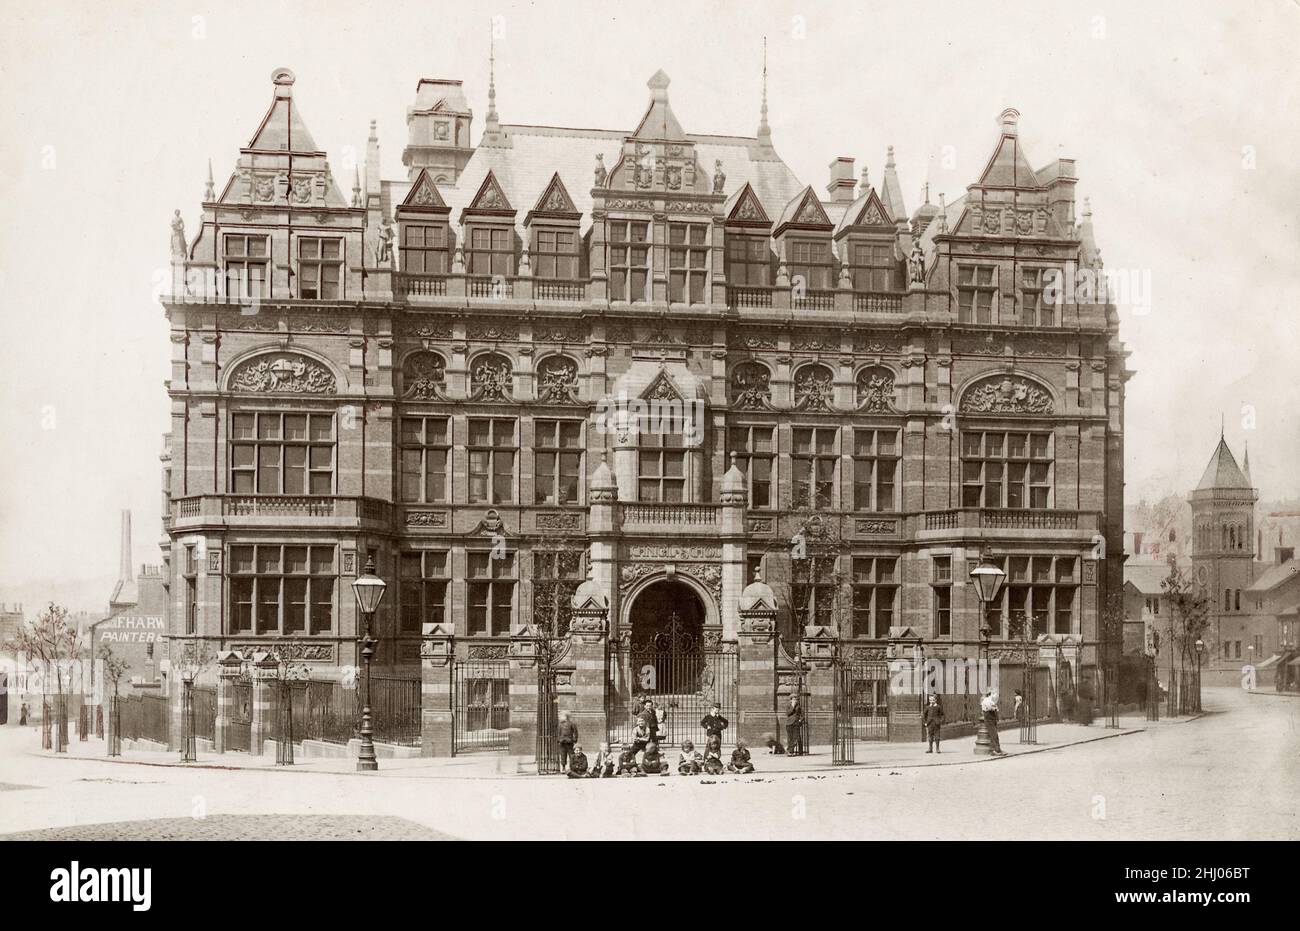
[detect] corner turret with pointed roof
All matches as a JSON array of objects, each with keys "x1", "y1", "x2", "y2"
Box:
[{"x1": 1195, "y1": 436, "x2": 1253, "y2": 492}]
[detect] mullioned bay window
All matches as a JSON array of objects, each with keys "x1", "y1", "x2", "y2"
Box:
[
  {"x1": 533, "y1": 228, "x2": 580, "y2": 280},
  {"x1": 229, "y1": 544, "x2": 335, "y2": 635},
  {"x1": 401, "y1": 224, "x2": 450, "y2": 275},
  {"x1": 991, "y1": 555, "x2": 1078, "y2": 638},
  {"x1": 230, "y1": 412, "x2": 335, "y2": 495},
  {"x1": 467, "y1": 226, "x2": 514, "y2": 277},
  {"x1": 725, "y1": 234, "x2": 771, "y2": 286},
  {"x1": 849, "y1": 242, "x2": 894, "y2": 291},
  {"x1": 960, "y1": 430, "x2": 1052, "y2": 509}
]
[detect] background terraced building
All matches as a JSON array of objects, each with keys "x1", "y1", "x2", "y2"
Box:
[{"x1": 161, "y1": 63, "x2": 1129, "y2": 753}]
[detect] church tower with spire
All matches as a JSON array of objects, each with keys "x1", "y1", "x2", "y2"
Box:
[{"x1": 1190, "y1": 432, "x2": 1258, "y2": 674}]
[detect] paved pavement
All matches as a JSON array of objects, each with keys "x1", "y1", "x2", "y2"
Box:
[{"x1": 0, "y1": 687, "x2": 1294, "y2": 840}]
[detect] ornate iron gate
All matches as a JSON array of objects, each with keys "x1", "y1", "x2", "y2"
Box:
[
  {"x1": 607, "y1": 622, "x2": 738, "y2": 749},
  {"x1": 226, "y1": 676, "x2": 253, "y2": 752},
  {"x1": 452, "y1": 659, "x2": 510, "y2": 755},
  {"x1": 536, "y1": 664, "x2": 560, "y2": 774},
  {"x1": 832, "y1": 655, "x2": 890, "y2": 764}
]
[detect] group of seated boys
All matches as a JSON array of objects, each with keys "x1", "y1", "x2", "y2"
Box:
[{"x1": 565, "y1": 736, "x2": 755, "y2": 778}]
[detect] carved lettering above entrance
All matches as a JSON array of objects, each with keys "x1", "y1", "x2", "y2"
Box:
[
  {"x1": 626, "y1": 544, "x2": 722, "y2": 561},
  {"x1": 228, "y1": 353, "x2": 336, "y2": 394}
]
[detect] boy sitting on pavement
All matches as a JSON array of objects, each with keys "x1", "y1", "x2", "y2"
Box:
[
  {"x1": 566, "y1": 744, "x2": 589, "y2": 778},
  {"x1": 640, "y1": 740, "x2": 667, "y2": 775},
  {"x1": 617, "y1": 743, "x2": 642, "y2": 776},
  {"x1": 591, "y1": 741, "x2": 617, "y2": 778},
  {"x1": 702, "y1": 735, "x2": 725, "y2": 775},
  {"x1": 677, "y1": 740, "x2": 702, "y2": 775},
  {"x1": 727, "y1": 739, "x2": 755, "y2": 774}
]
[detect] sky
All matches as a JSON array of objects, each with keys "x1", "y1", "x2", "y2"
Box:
[{"x1": 1, "y1": 0, "x2": 1297, "y2": 612}]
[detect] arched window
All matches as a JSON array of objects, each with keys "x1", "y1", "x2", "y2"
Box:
[
  {"x1": 1235, "y1": 589, "x2": 1241, "y2": 611},
  {"x1": 1224, "y1": 588, "x2": 1231, "y2": 611}
]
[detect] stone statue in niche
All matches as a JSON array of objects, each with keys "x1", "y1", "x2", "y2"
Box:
[
  {"x1": 594, "y1": 153, "x2": 607, "y2": 188},
  {"x1": 170, "y1": 210, "x2": 186, "y2": 258},
  {"x1": 376, "y1": 216, "x2": 395, "y2": 266},
  {"x1": 712, "y1": 160, "x2": 726, "y2": 194}
]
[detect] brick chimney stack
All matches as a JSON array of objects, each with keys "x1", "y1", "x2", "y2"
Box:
[{"x1": 826, "y1": 156, "x2": 856, "y2": 203}]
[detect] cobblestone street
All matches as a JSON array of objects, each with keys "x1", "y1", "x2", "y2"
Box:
[{"x1": 1, "y1": 687, "x2": 1295, "y2": 840}]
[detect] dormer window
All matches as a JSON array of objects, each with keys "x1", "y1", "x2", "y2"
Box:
[
  {"x1": 609, "y1": 220, "x2": 650, "y2": 302},
  {"x1": 788, "y1": 239, "x2": 834, "y2": 290},
  {"x1": 725, "y1": 235, "x2": 771, "y2": 286},
  {"x1": 534, "y1": 229, "x2": 579, "y2": 280},
  {"x1": 668, "y1": 223, "x2": 709, "y2": 304},
  {"x1": 298, "y1": 237, "x2": 341, "y2": 299},
  {"x1": 224, "y1": 234, "x2": 269, "y2": 299},
  {"x1": 401, "y1": 224, "x2": 449, "y2": 275},
  {"x1": 467, "y1": 227, "x2": 514, "y2": 277},
  {"x1": 849, "y1": 243, "x2": 893, "y2": 291}
]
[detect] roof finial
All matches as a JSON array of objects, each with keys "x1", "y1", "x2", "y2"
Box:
[
  {"x1": 1220, "y1": 412, "x2": 1225, "y2": 440},
  {"x1": 1083, "y1": 196, "x2": 1093, "y2": 220},
  {"x1": 351, "y1": 166, "x2": 362, "y2": 208},
  {"x1": 886, "y1": 145, "x2": 896, "y2": 169},
  {"x1": 487, "y1": 23, "x2": 498, "y2": 122},
  {"x1": 204, "y1": 158, "x2": 215, "y2": 201},
  {"x1": 938, "y1": 192, "x2": 948, "y2": 233},
  {"x1": 757, "y1": 36, "x2": 771, "y2": 144},
  {"x1": 923, "y1": 181, "x2": 930, "y2": 205}
]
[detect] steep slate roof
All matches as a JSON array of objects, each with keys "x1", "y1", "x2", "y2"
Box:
[
  {"x1": 1124, "y1": 560, "x2": 1190, "y2": 595},
  {"x1": 247, "y1": 92, "x2": 322, "y2": 153},
  {"x1": 976, "y1": 132, "x2": 1041, "y2": 189},
  {"x1": 388, "y1": 123, "x2": 804, "y2": 237},
  {"x1": 1247, "y1": 559, "x2": 1300, "y2": 593},
  {"x1": 1195, "y1": 438, "x2": 1253, "y2": 491}
]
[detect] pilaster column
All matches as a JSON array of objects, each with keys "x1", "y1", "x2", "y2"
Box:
[
  {"x1": 507, "y1": 625, "x2": 541, "y2": 755},
  {"x1": 249, "y1": 651, "x2": 279, "y2": 756},
  {"x1": 419, "y1": 623, "x2": 454, "y2": 757},
  {"x1": 736, "y1": 573, "x2": 779, "y2": 746},
  {"x1": 214, "y1": 651, "x2": 242, "y2": 753},
  {"x1": 800, "y1": 627, "x2": 839, "y2": 747},
  {"x1": 569, "y1": 575, "x2": 611, "y2": 748}
]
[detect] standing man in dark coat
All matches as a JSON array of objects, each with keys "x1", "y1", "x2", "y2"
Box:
[
  {"x1": 786, "y1": 694, "x2": 806, "y2": 756},
  {"x1": 700, "y1": 703, "x2": 729, "y2": 744},
  {"x1": 556, "y1": 711, "x2": 579, "y2": 772}
]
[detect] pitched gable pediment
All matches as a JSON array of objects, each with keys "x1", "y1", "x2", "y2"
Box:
[
  {"x1": 640, "y1": 367, "x2": 684, "y2": 403},
  {"x1": 399, "y1": 169, "x2": 450, "y2": 213},
  {"x1": 526, "y1": 173, "x2": 580, "y2": 224},
  {"x1": 725, "y1": 182, "x2": 771, "y2": 227},
  {"x1": 460, "y1": 170, "x2": 515, "y2": 224},
  {"x1": 775, "y1": 186, "x2": 833, "y2": 236}
]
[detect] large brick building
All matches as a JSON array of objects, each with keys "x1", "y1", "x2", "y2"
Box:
[{"x1": 161, "y1": 65, "x2": 1129, "y2": 751}]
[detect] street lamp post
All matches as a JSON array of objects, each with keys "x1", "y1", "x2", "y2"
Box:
[
  {"x1": 180, "y1": 663, "x2": 198, "y2": 763},
  {"x1": 1194, "y1": 638, "x2": 1205, "y2": 713},
  {"x1": 351, "y1": 556, "x2": 387, "y2": 773},
  {"x1": 969, "y1": 548, "x2": 1007, "y2": 755}
]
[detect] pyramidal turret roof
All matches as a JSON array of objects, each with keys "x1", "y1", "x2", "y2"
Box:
[
  {"x1": 1196, "y1": 437, "x2": 1253, "y2": 491},
  {"x1": 632, "y1": 69, "x2": 686, "y2": 141}
]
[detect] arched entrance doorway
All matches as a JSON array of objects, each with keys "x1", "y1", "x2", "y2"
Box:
[{"x1": 609, "y1": 577, "x2": 736, "y2": 747}]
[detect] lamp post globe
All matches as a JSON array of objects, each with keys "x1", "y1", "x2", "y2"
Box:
[
  {"x1": 351, "y1": 556, "x2": 387, "y2": 772},
  {"x1": 969, "y1": 548, "x2": 1006, "y2": 755}
]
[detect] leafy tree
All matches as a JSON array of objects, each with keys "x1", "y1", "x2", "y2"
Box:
[{"x1": 1160, "y1": 555, "x2": 1210, "y2": 713}]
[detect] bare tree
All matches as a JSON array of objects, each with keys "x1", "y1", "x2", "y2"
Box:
[{"x1": 1160, "y1": 555, "x2": 1210, "y2": 713}]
